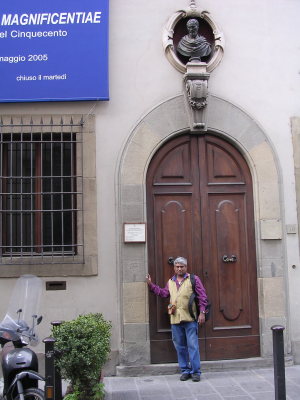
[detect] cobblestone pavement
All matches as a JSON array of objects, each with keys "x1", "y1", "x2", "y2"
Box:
[{"x1": 104, "y1": 365, "x2": 300, "y2": 400}]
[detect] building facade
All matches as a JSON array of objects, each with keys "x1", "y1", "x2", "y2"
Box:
[{"x1": 1, "y1": 0, "x2": 300, "y2": 373}]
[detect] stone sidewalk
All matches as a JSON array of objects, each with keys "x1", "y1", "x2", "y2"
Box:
[{"x1": 104, "y1": 364, "x2": 300, "y2": 400}]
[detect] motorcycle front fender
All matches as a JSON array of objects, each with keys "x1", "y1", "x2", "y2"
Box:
[{"x1": 6, "y1": 370, "x2": 44, "y2": 397}]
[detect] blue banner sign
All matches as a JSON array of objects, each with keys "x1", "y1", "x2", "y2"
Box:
[{"x1": 0, "y1": 0, "x2": 109, "y2": 102}]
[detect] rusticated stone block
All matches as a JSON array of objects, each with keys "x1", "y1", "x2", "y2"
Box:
[
  {"x1": 123, "y1": 282, "x2": 147, "y2": 323},
  {"x1": 120, "y1": 341, "x2": 150, "y2": 365}
]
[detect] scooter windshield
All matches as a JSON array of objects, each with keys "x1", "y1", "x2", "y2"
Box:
[{"x1": 0, "y1": 275, "x2": 42, "y2": 340}]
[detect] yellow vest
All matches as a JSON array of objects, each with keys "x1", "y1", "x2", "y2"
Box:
[{"x1": 168, "y1": 276, "x2": 197, "y2": 324}]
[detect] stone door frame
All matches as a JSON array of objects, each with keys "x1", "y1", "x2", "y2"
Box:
[{"x1": 117, "y1": 94, "x2": 288, "y2": 366}]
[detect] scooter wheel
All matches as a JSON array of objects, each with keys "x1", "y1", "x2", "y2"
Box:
[{"x1": 14, "y1": 387, "x2": 44, "y2": 400}]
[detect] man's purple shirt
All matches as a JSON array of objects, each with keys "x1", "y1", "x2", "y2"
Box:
[{"x1": 149, "y1": 273, "x2": 208, "y2": 312}]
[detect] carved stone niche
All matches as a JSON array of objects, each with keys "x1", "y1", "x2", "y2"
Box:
[
  {"x1": 162, "y1": 8, "x2": 225, "y2": 74},
  {"x1": 162, "y1": 6, "x2": 225, "y2": 132}
]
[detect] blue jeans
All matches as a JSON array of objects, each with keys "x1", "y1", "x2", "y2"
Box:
[{"x1": 171, "y1": 321, "x2": 201, "y2": 375}]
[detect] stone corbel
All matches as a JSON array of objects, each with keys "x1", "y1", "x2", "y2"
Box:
[{"x1": 183, "y1": 60, "x2": 210, "y2": 132}]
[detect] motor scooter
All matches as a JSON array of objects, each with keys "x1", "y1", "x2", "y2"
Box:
[{"x1": 0, "y1": 275, "x2": 45, "y2": 400}]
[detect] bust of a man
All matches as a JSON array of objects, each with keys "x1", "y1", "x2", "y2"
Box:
[{"x1": 177, "y1": 18, "x2": 211, "y2": 61}]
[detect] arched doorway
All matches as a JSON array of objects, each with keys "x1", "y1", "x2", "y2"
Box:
[{"x1": 146, "y1": 133, "x2": 260, "y2": 362}]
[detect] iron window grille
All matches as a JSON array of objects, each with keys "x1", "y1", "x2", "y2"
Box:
[{"x1": 0, "y1": 117, "x2": 84, "y2": 264}]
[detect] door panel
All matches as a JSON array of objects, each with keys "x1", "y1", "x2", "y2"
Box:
[
  {"x1": 206, "y1": 141, "x2": 244, "y2": 183},
  {"x1": 154, "y1": 141, "x2": 193, "y2": 184},
  {"x1": 154, "y1": 194, "x2": 194, "y2": 333},
  {"x1": 215, "y1": 197, "x2": 245, "y2": 323},
  {"x1": 147, "y1": 134, "x2": 260, "y2": 363},
  {"x1": 206, "y1": 336, "x2": 260, "y2": 360}
]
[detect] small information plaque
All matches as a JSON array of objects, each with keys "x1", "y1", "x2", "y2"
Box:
[{"x1": 124, "y1": 223, "x2": 146, "y2": 243}]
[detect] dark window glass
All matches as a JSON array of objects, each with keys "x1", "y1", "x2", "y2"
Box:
[{"x1": 1, "y1": 133, "x2": 77, "y2": 256}]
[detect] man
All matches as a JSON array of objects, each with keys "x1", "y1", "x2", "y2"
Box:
[
  {"x1": 177, "y1": 18, "x2": 211, "y2": 61},
  {"x1": 146, "y1": 256, "x2": 207, "y2": 382}
]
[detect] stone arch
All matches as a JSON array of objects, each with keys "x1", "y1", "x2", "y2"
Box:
[{"x1": 118, "y1": 94, "x2": 286, "y2": 367}]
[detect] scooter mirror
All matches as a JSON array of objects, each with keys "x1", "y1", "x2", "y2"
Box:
[
  {"x1": 29, "y1": 335, "x2": 39, "y2": 347},
  {"x1": 37, "y1": 316, "x2": 43, "y2": 325}
]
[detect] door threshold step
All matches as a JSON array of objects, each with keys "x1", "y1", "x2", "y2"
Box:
[{"x1": 116, "y1": 356, "x2": 294, "y2": 377}]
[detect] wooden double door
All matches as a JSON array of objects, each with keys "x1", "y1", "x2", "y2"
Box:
[{"x1": 146, "y1": 134, "x2": 260, "y2": 362}]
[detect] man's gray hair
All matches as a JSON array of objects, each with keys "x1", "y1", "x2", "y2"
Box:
[{"x1": 174, "y1": 256, "x2": 187, "y2": 266}]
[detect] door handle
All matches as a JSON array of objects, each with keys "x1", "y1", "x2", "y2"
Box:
[
  {"x1": 222, "y1": 255, "x2": 237, "y2": 263},
  {"x1": 168, "y1": 257, "x2": 175, "y2": 265}
]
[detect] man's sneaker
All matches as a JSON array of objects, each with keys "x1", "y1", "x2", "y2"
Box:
[
  {"x1": 191, "y1": 373, "x2": 201, "y2": 382},
  {"x1": 180, "y1": 373, "x2": 191, "y2": 381}
]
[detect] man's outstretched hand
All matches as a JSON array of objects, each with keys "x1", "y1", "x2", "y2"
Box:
[{"x1": 146, "y1": 274, "x2": 152, "y2": 285}]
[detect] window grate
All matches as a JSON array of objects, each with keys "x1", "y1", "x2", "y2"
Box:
[{"x1": 0, "y1": 118, "x2": 84, "y2": 265}]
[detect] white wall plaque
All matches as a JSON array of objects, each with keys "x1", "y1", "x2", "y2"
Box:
[{"x1": 124, "y1": 223, "x2": 146, "y2": 243}]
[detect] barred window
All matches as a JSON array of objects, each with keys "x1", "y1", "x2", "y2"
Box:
[{"x1": 0, "y1": 119, "x2": 84, "y2": 265}]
